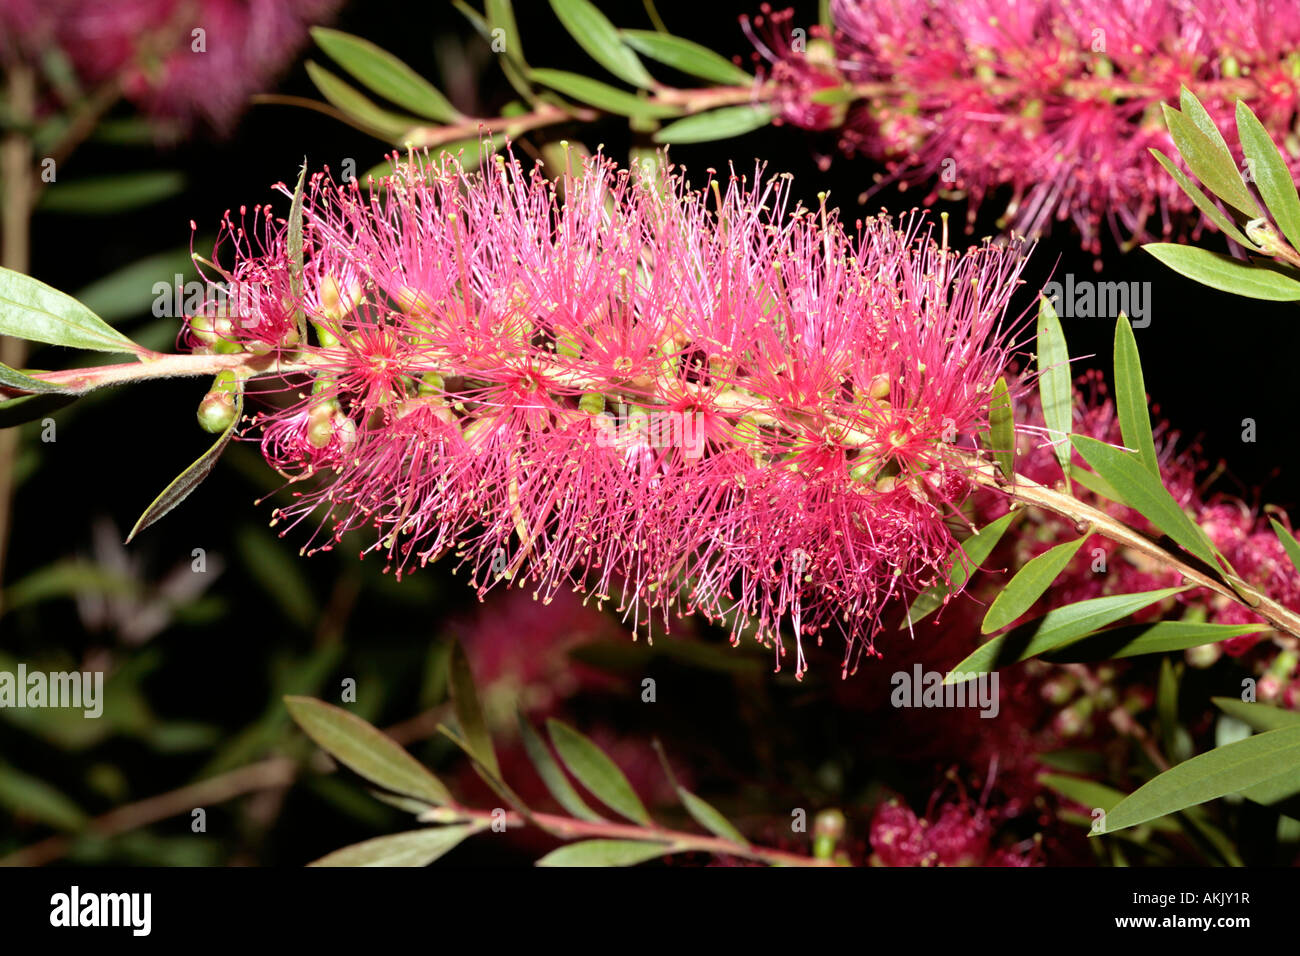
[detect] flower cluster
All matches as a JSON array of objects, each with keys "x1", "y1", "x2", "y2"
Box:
[
  {"x1": 189, "y1": 147, "x2": 1034, "y2": 677},
  {"x1": 756, "y1": 0, "x2": 1300, "y2": 254},
  {"x1": 0, "y1": 0, "x2": 340, "y2": 130},
  {"x1": 868, "y1": 792, "x2": 1041, "y2": 866}
]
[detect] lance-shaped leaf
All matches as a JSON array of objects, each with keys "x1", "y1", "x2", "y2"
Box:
[
  {"x1": 37, "y1": 170, "x2": 185, "y2": 215},
  {"x1": 526, "y1": 69, "x2": 679, "y2": 119},
  {"x1": 308, "y1": 825, "x2": 481, "y2": 866},
  {"x1": 981, "y1": 375, "x2": 1015, "y2": 480},
  {"x1": 305, "y1": 61, "x2": 423, "y2": 140},
  {"x1": 0, "y1": 362, "x2": 67, "y2": 394},
  {"x1": 1036, "y1": 295, "x2": 1072, "y2": 479},
  {"x1": 1042, "y1": 621, "x2": 1269, "y2": 662},
  {"x1": 448, "y1": 639, "x2": 500, "y2": 779},
  {"x1": 677, "y1": 788, "x2": 747, "y2": 845},
  {"x1": 536, "y1": 838, "x2": 674, "y2": 867},
  {"x1": 1143, "y1": 243, "x2": 1300, "y2": 300},
  {"x1": 1071, "y1": 434, "x2": 1223, "y2": 572},
  {"x1": 620, "y1": 29, "x2": 752, "y2": 85},
  {"x1": 1096, "y1": 725, "x2": 1300, "y2": 833},
  {"x1": 0, "y1": 266, "x2": 144, "y2": 354},
  {"x1": 312, "y1": 28, "x2": 460, "y2": 123},
  {"x1": 287, "y1": 162, "x2": 307, "y2": 344},
  {"x1": 0, "y1": 391, "x2": 77, "y2": 428},
  {"x1": 981, "y1": 535, "x2": 1087, "y2": 634},
  {"x1": 1235, "y1": 99, "x2": 1300, "y2": 252},
  {"x1": 125, "y1": 385, "x2": 244, "y2": 543},
  {"x1": 1112, "y1": 314, "x2": 1158, "y2": 474},
  {"x1": 547, "y1": 718, "x2": 650, "y2": 825},
  {"x1": 1039, "y1": 774, "x2": 1181, "y2": 833},
  {"x1": 1213, "y1": 697, "x2": 1300, "y2": 733},
  {"x1": 549, "y1": 0, "x2": 654, "y2": 88},
  {"x1": 1269, "y1": 518, "x2": 1300, "y2": 576},
  {"x1": 284, "y1": 696, "x2": 452, "y2": 806},
  {"x1": 654, "y1": 104, "x2": 773, "y2": 144},
  {"x1": 1148, "y1": 148, "x2": 1259, "y2": 251},
  {"x1": 901, "y1": 510, "x2": 1016, "y2": 628},
  {"x1": 1162, "y1": 101, "x2": 1262, "y2": 219},
  {"x1": 947, "y1": 587, "x2": 1187, "y2": 681},
  {"x1": 517, "y1": 710, "x2": 605, "y2": 823}
]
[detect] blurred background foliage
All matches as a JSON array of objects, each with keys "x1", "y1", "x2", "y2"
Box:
[{"x1": 1, "y1": 0, "x2": 1298, "y2": 866}]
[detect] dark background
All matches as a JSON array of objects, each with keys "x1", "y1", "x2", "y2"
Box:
[{"x1": 4, "y1": 0, "x2": 1297, "y2": 866}]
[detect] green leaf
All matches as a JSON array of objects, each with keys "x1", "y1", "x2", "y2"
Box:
[
  {"x1": 125, "y1": 385, "x2": 243, "y2": 543},
  {"x1": 1039, "y1": 774, "x2": 1180, "y2": 833},
  {"x1": 1269, "y1": 518, "x2": 1300, "y2": 577},
  {"x1": 73, "y1": 247, "x2": 195, "y2": 324},
  {"x1": 1068, "y1": 463, "x2": 1122, "y2": 503},
  {"x1": 1148, "y1": 148, "x2": 1259, "y2": 250},
  {"x1": 620, "y1": 29, "x2": 752, "y2": 85},
  {"x1": 901, "y1": 510, "x2": 1016, "y2": 628},
  {"x1": 1143, "y1": 243, "x2": 1300, "y2": 300},
  {"x1": 0, "y1": 763, "x2": 87, "y2": 831},
  {"x1": 1097, "y1": 725, "x2": 1300, "y2": 833},
  {"x1": 517, "y1": 710, "x2": 605, "y2": 822},
  {"x1": 308, "y1": 825, "x2": 480, "y2": 866},
  {"x1": 485, "y1": 0, "x2": 525, "y2": 65},
  {"x1": 1036, "y1": 294, "x2": 1072, "y2": 478},
  {"x1": 37, "y1": 171, "x2": 185, "y2": 215},
  {"x1": 287, "y1": 162, "x2": 307, "y2": 345},
  {"x1": 947, "y1": 587, "x2": 1187, "y2": 681},
  {"x1": 1180, "y1": 86, "x2": 1236, "y2": 164},
  {"x1": 0, "y1": 266, "x2": 143, "y2": 354},
  {"x1": 0, "y1": 390, "x2": 77, "y2": 428},
  {"x1": 677, "y1": 787, "x2": 747, "y2": 845},
  {"x1": 981, "y1": 535, "x2": 1087, "y2": 634},
  {"x1": 1043, "y1": 621, "x2": 1270, "y2": 662},
  {"x1": 312, "y1": 28, "x2": 460, "y2": 123},
  {"x1": 1236, "y1": 99, "x2": 1300, "y2": 251},
  {"x1": 982, "y1": 375, "x2": 1015, "y2": 480},
  {"x1": 448, "y1": 640, "x2": 500, "y2": 779},
  {"x1": 1213, "y1": 697, "x2": 1300, "y2": 733},
  {"x1": 284, "y1": 696, "x2": 452, "y2": 806},
  {"x1": 1071, "y1": 434, "x2": 1222, "y2": 571},
  {"x1": 0, "y1": 362, "x2": 66, "y2": 394},
  {"x1": 1162, "y1": 102, "x2": 1262, "y2": 218},
  {"x1": 536, "y1": 838, "x2": 673, "y2": 867},
  {"x1": 526, "y1": 69, "x2": 680, "y2": 119},
  {"x1": 546, "y1": 719, "x2": 651, "y2": 825},
  {"x1": 549, "y1": 0, "x2": 654, "y2": 88},
  {"x1": 1113, "y1": 314, "x2": 1158, "y2": 473},
  {"x1": 305, "y1": 61, "x2": 422, "y2": 140},
  {"x1": 654, "y1": 104, "x2": 773, "y2": 144}
]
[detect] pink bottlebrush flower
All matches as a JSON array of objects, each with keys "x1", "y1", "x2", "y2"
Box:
[
  {"x1": 781, "y1": 0, "x2": 1300, "y2": 254},
  {"x1": 1, "y1": 0, "x2": 341, "y2": 131},
  {"x1": 193, "y1": 147, "x2": 1034, "y2": 678},
  {"x1": 741, "y1": 4, "x2": 847, "y2": 132},
  {"x1": 868, "y1": 791, "x2": 1041, "y2": 866}
]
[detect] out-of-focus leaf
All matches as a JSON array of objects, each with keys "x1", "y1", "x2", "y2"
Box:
[
  {"x1": 1039, "y1": 774, "x2": 1180, "y2": 833},
  {"x1": 1143, "y1": 243, "x2": 1300, "y2": 300},
  {"x1": 1036, "y1": 295, "x2": 1072, "y2": 478},
  {"x1": 526, "y1": 69, "x2": 680, "y2": 119},
  {"x1": 0, "y1": 390, "x2": 78, "y2": 428},
  {"x1": 0, "y1": 763, "x2": 87, "y2": 831},
  {"x1": 677, "y1": 787, "x2": 747, "y2": 845},
  {"x1": 517, "y1": 710, "x2": 605, "y2": 822},
  {"x1": 234, "y1": 524, "x2": 317, "y2": 630},
  {"x1": 125, "y1": 385, "x2": 243, "y2": 543},
  {"x1": 654, "y1": 105, "x2": 773, "y2": 144},
  {"x1": 308, "y1": 825, "x2": 480, "y2": 866},
  {"x1": 620, "y1": 29, "x2": 751, "y2": 85},
  {"x1": 1098, "y1": 725, "x2": 1300, "y2": 833},
  {"x1": 901, "y1": 510, "x2": 1016, "y2": 628},
  {"x1": 448, "y1": 640, "x2": 500, "y2": 779},
  {"x1": 536, "y1": 838, "x2": 672, "y2": 867},
  {"x1": 312, "y1": 28, "x2": 460, "y2": 123},
  {"x1": 284, "y1": 696, "x2": 452, "y2": 805},
  {"x1": 0, "y1": 266, "x2": 144, "y2": 354},
  {"x1": 549, "y1": 0, "x2": 654, "y2": 88},
  {"x1": 37, "y1": 171, "x2": 184, "y2": 214},
  {"x1": 947, "y1": 587, "x2": 1187, "y2": 680},
  {"x1": 981, "y1": 535, "x2": 1086, "y2": 634},
  {"x1": 547, "y1": 719, "x2": 650, "y2": 825},
  {"x1": 73, "y1": 248, "x2": 195, "y2": 324},
  {"x1": 1112, "y1": 315, "x2": 1157, "y2": 473},
  {"x1": 1213, "y1": 697, "x2": 1300, "y2": 733},
  {"x1": 0, "y1": 559, "x2": 140, "y2": 615}
]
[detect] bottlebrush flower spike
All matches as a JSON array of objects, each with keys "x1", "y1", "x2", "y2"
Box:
[
  {"x1": 191, "y1": 147, "x2": 1034, "y2": 678},
  {"x1": 808, "y1": 0, "x2": 1300, "y2": 255}
]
